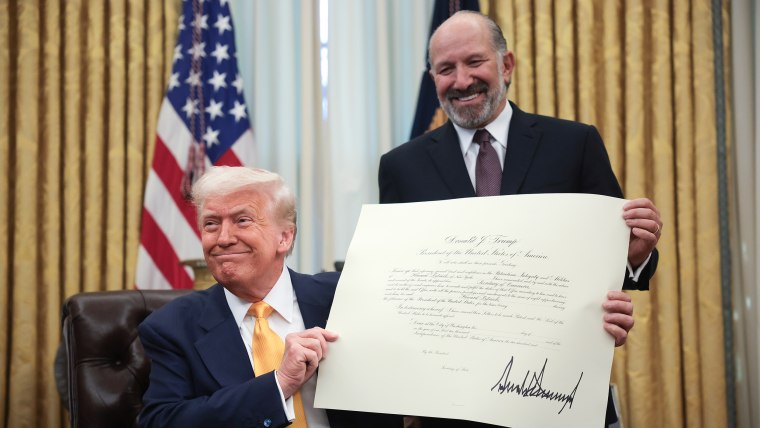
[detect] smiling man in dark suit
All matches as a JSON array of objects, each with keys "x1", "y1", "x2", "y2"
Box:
[
  {"x1": 379, "y1": 11, "x2": 662, "y2": 428},
  {"x1": 138, "y1": 166, "x2": 402, "y2": 428}
]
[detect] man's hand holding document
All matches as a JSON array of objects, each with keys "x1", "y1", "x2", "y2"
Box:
[{"x1": 314, "y1": 193, "x2": 631, "y2": 428}]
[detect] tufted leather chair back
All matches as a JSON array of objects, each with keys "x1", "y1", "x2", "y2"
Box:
[{"x1": 61, "y1": 289, "x2": 193, "y2": 428}]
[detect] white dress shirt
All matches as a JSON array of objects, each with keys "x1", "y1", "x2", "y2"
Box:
[{"x1": 224, "y1": 265, "x2": 331, "y2": 427}]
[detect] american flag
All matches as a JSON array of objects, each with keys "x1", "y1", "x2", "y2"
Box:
[{"x1": 135, "y1": 0, "x2": 255, "y2": 289}]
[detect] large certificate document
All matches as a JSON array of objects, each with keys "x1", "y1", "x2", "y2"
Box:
[{"x1": 314, "y1": 193, "x2": 630, "y2": 428}]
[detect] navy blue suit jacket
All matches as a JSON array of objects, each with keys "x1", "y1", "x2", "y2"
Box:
[
  {"x1": 138, "y1": 269, "x2": 402, "y2": 428},
  {"x1": 379, "y1": 102, "x2": 657, "y2": 291}
]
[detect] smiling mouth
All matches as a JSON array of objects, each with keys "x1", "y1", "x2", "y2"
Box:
[
  {"x1": 212, "y1": 252, "x2": 248, "y2": 258},
  {"x1": 446, "y1": 81, "x2": 489, "y2": 103},
  {"x1": 455, "y1": 93, "x2": 480, "y2": 102}
]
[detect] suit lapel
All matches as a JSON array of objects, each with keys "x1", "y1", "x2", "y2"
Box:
[
  {"x1": 426, "y1": 122, "x2": 477, "y2": 198},
  {"x1": 194, "y1": 285, "x2": 254, "y2": 386},
  {"x1": 191, "y1": 276, "x2": 335, "y2": 390},
  {"x1": 502, "y1": 103, "x2": 540, "y2": 195},
  {"x1": 289, "y1": 270, "x2": 346, "y2": 426},
  {"x1": 290, "y1": 269, "x2": 332, "y2": 329}
]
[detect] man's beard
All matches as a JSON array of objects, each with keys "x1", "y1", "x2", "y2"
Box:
[{"x1": 439, "y1": 78, "x2": 507, "y2": 129}]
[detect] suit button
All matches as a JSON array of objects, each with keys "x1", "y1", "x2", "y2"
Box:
[{"x1": 263, "y1": 419, "x2": 272, "y2": 427}]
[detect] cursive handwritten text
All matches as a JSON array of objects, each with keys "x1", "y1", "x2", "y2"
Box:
[{"x1": 490, "y1": 356, "x2": 582, "y2": 414}]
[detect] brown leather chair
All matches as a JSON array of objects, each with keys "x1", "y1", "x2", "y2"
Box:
[{"x1": 60, "y1": 289, "x2": 193, "y2": 428}]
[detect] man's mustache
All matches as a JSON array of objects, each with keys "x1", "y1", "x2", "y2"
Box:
[{"x1": 445, "y1": 81, "x2": 489, "y2": 99}]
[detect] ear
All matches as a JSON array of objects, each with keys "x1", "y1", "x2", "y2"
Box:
[
  {"x1": 502, "y1": 51, "x2": 515, "y2": 84},
  {"x1": 277, "y1": 226, "x2": 295, "y2": 254}
]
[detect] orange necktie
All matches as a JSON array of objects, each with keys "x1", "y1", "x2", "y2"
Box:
[{"x1": 249, "y1": 301, "x2": 308, "y2": 428}]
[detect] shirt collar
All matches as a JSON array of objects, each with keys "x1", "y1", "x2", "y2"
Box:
[
  {"x1": 224, "y1": 264, "x2": 294, "y2": 327},
  {"x1": 453, "y1": 101, "x2": 513, "y2": 156}
]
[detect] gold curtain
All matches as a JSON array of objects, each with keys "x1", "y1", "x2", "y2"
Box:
[
  {"x1": 0, "y1": 0, "x2": 735, "y2": 426},
  {"x1": 484, "y1": 0, "x2": 731, "y2": 426},
  {"x1": 0, "y1": 0, "x2": 180, "y2": 426}
]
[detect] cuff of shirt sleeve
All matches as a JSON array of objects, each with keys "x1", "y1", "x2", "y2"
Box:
[
  {"x1": 627, "y1": 253, "x2": 652, "y2": 282},
  {"x1": 273, "y1": 371, "x2": 296, "y2": 422}
]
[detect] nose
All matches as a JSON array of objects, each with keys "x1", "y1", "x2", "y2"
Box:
[
  {"x1": 216, "y1": 221, "x2": 237, "y2": 247},
  {"x1": 452, "y1": 67, "x2": 475, "y2": 90}
]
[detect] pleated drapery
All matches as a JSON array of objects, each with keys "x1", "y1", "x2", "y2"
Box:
[
  {"x1": 484, "y1": 1, "x2": 731, "y2": 427},
  {"x1": 0, "y1": 0, "x2": 736, "y2": 427},
  {"x1": 0, "y1": 0, "x2": 178, "y2": 426}
]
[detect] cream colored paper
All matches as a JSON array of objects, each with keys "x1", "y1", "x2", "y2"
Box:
[{"x1": 314, "y1": 193, "x2": 630, "y2": 428}]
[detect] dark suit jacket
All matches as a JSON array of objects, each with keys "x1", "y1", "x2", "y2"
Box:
[
  {"x1": 379, "y1": 102, "x2": 657, "y2": 291},
  {"x1": 379, "y1": 103, "x2": 657, "y2": 427},
  {"x1": 138, "y1": 269, "x2": 402, "y2": 428}
]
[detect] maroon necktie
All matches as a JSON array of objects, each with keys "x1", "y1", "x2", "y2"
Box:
[{"x1": 474, "y1": 129, "x2": 501, "y2": 196}]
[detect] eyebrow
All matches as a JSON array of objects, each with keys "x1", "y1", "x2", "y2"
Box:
[
  {"x1": 433, "y1": 52, "x2": 489, "y2": 68},
  {"x1": 200, "y1": 204, "x2": 255, "y2": 219}
]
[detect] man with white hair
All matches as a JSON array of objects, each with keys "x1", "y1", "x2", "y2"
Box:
[{"x1": 138, "y1": 166, "x2": 402, "y2": 428}]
